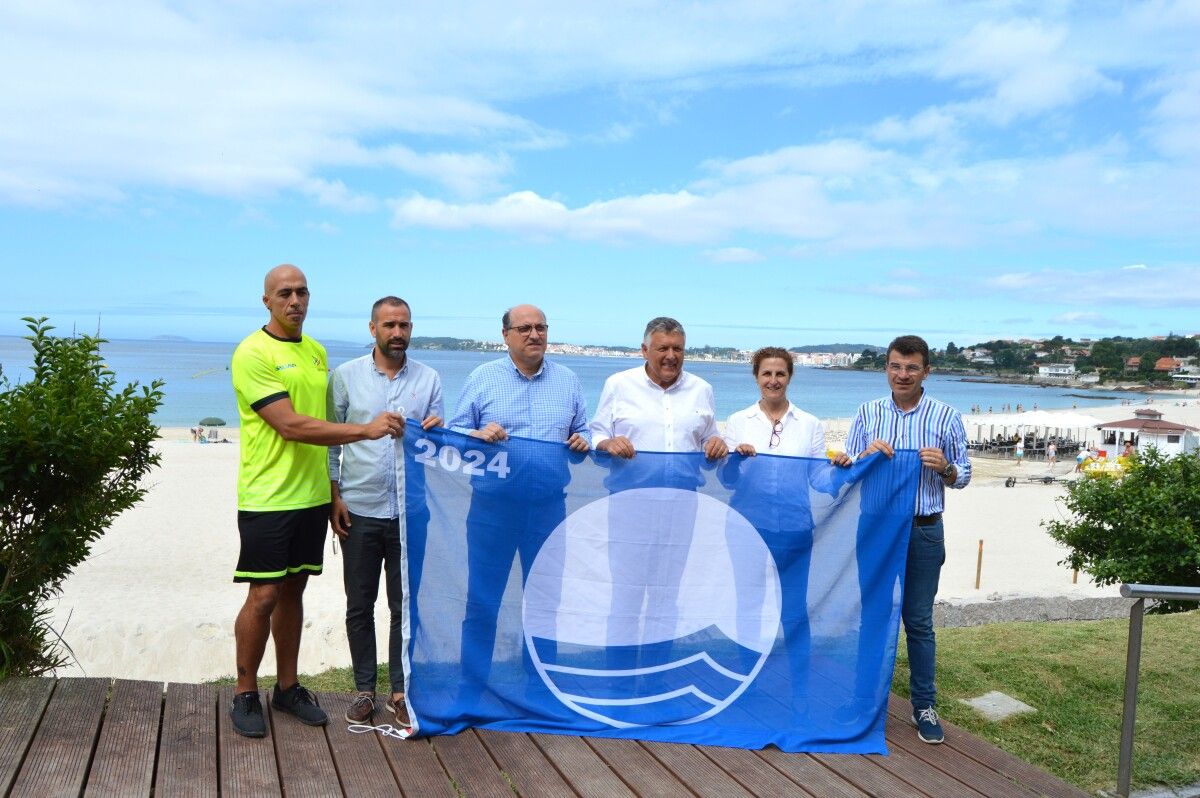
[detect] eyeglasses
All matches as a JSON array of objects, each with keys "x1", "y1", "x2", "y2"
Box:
[
  {"x1": 769, "y1": 420, "x2": 783, "y2": 449},
  {"x1": 507, "y1": 323, "x2": 548, "y2": 336},
  {"x1": 886, "y1": 363, "x2": 925, "y2": 375}
]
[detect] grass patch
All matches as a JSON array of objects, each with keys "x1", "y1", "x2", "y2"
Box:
[
  {"x1": 210, "y1": 665, "x2": 387, "y2": 694},
  {"x1": 213, "y1": 612, "x2": 1200, "y2": 793},
  {"x1": 892, "y1": 610, "x2": 1200, "y2": 794}
]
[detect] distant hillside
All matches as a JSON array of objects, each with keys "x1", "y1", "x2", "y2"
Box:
[
  {"x1": 411, "y1": 336, "x2": 502, "y2": 351},
  {"x1": 790, "y1": 343, "x2": 883, "y2": 354}
]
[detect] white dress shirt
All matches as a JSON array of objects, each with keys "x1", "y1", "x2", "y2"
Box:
[
  {"x1": 723, "y1": 401, "x2": 826, "y2": 457},
  {"x1": 590, "y1": 366, "x2": 719, "y2": 452}
]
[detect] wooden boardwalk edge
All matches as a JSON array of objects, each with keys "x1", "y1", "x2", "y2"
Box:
[{"x1": 0, "y1": 677, "x2": 1092, "y2": 797}]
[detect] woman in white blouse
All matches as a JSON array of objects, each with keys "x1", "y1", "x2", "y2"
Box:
[
  {"x1": 722, "y1": 347, "x2": 849, "y2": 714},
  {"x1": 724, "y1": 347, "x2": 827, "y2": 458}
]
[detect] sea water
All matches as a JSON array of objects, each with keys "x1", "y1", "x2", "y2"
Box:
[{"x1": 0, "y1": 335, "x2": 1151, "y2": 427}]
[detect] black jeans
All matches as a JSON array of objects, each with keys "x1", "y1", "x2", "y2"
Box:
[{"x1": 342, "y1": 511, "x2": 418, "y2": 694}]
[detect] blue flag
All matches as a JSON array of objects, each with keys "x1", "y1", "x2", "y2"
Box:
[{"x1": 399, "y1": 422, "x2": 920, "y2": 754}]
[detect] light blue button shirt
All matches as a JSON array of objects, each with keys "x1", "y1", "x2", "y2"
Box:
[
  {"x1": 449, "y1": 356, "x2": 589, "y2": 442},
  {"x1": 846, "y1": 390, "x2": 971, "y2": 514},
  {"x1": 328, "y1": 353, "x2": 443, "y2": 518}
]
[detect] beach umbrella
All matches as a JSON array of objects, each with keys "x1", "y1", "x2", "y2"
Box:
[
  {"x1": 1049, "y1": 412, "x2": 1103, "y2": 429},
  {"x1": 198, "y1": 416, "x2": 226, "y2": 426}
]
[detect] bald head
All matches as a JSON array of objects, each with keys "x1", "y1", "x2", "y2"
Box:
[
  {"x1": 261, "y1": 264, "x2": 310, "y2": 338},
  {"x1": 265, "y1": 263, "x2": 305, "y2": 294},
  {"x1": 501, "y1": 304, "x2": 549, "y2": 376},
  {"x1": 502, "y1": 304, "x2": 545, "y2": 330}
]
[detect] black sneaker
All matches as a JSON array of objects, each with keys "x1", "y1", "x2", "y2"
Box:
[
  {"x1": 912, "y1": 705, "x2": 945, "y2": 744},
  {"x1": 230, "y1": 690, "x2": 266, "y2": 738},
  {"x1": 271, "y1": 682, "x2": 328, "y2": 726}
]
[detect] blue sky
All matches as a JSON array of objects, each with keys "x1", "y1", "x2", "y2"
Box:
[{"x1": 2, "y1": 1, "x2": 1198, "y2": 350}]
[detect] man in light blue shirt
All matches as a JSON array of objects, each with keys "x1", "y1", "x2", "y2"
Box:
[
  {"x1": 328, "y1": 296, "x2": 443, "y2": 727},
  {"x1": 448, "y1": 303, "x2": 589, "y2": 714},
  {"x1": 845, "y1": 334, "x2": 970, "y2": 745}
]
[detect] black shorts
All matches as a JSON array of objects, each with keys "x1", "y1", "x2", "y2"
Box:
[{"x1": 234, "y1": 504, "x2": 330, "y2": 583}]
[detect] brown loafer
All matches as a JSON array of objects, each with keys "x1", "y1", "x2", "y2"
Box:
[
  {"x1": 345, "y1": 691, "x2": 375, "y2": 724},
  {"x1": 386, "y1": 693, "x2": 411, "y2": 727}
]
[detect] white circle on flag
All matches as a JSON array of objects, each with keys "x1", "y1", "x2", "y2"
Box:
[{"x1": 523, "y1": 488, "x2": 780, "y2": 728}]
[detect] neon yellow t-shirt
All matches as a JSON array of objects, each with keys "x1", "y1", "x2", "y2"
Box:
[{"x1": 231, "y1": 328, "x2": 330, "y2": 511}]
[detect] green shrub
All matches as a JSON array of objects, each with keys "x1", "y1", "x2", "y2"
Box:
[
  {"x1": 1045, "y1": 447, "x2": 1200, "y2": 613},
  {"x1": 0, "y1": 317, "x2": 163, "y2": 677}
]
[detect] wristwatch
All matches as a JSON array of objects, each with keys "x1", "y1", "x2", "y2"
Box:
[{"x1": 942, "y1": 462, "x2": 956, "y2": 479}]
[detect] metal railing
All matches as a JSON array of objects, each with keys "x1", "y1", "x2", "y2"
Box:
[{"x1": 1116, "y1": 583, "x2": 1200, "y2": 797}]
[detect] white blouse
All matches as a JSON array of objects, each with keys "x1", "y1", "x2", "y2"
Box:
[{"x1": 723, "y1": 401, "x2": 826, "y2": 457}]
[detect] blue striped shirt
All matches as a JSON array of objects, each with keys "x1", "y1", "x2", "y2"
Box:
[
  {"x1": 846, "y1": 390, "x2": 970, "y2": 514},
  {"x1": 449, "y1": 356, "x2": 589, "y2": 443},
  {"x1": 327, "y1": 354, "x2": 444, "y2": 518}
]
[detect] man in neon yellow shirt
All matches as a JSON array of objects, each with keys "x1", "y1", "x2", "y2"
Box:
[{"x1": 229, "y1": 264, "x2": 405, "y2": 738}]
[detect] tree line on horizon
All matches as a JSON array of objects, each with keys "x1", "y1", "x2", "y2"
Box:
[{"x1": 854, "y1": 333, "x2": 1200, "y2": 384}]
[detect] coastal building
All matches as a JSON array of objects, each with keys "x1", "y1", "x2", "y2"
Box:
[
  {"x1": 1037, "y1": 363, "x2": 1076, "y2": 377},
  {"x1": 1096, "y1": 408, "x2": 1199, "y2": 458},
  {"x1": 1154, "y1": 357, "x2": 1183, "y2": 373}
]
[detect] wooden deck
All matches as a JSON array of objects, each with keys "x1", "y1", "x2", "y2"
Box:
[{"x1": 0, "y1": 677, "x2": 1090, "y2": 797}]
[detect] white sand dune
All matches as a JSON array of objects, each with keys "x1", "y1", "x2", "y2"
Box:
[{"x1": 47, "y1": 396, "x2": 1200, "y2": 682}]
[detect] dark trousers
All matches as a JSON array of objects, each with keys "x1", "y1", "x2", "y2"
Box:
[{"x1": 342, "y1": 509, "x2": 429, "y2": 694}]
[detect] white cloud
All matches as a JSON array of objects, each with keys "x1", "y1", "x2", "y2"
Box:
[
  {"x1": 1048, "y1": 311, "x2": 1120, "y2": 327},
  {"x1": 986, "y1": 264, "x2": 1200, "y2": 308},
  {"x1": 1, "y1": 0, "x2": 1198, "y2": 221},
  {"x1": 704, "y1": 247, "x2": 763, "y2": 264},
  {"x1": 391, "y1": 142, "x2": 1200, "y2": 252},
  {"x1": 305, "y1": 221, "x2": 340, "y2": 235},
  {"x1": 935, "y1": 20, "x2": 1120, "y2": 121}
]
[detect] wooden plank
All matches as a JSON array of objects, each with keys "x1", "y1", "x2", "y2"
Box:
[
  {"x1": 886, "y1": 724, "x2": 1043, "y2": 798},
  {"x1": 9, "y1": 676, "x2": 109, "y2": 798},
  {"x1": 865, "y1": 738, "x2": 991, "y2": 798},
  {"x1": 430, "y1": 729, "x2": 513, "y2": 798},
  {"x1": 755, "y1": 749, "x2": 869, "y2": 798},
  {"x1": 811, "y1": 751, "x2": 935, "y2": 798},
  {"x1": 268, "y1": 695, "x2": 342, "y2": 798},
  {"x1": 584, "y1": 737, "x2": 692, "y2": 798},
  {"x1": 84, "y1": 679, "x2": 163, "y2": 798},
  {"x1": 476, "y1": 729, "x2": 575, "y2": 798},
  {"x1": 700, "y1": 745, "x2": 820, "y2": 798},
  {"x1": 886, "y1": 694, "x2": 1090, "y2": 798},
  {"x1": 641, "y1": 740, "x2": 755, "y2": 798},
  {"x1": 218, "y1": 688, "x2": 281, "y2": 798},
  {"x1": 0, "y1": 677, "x2": 55, "y2": 795},
  {"x1": 156, "y1": 682, "x2": 218, "y2": 798},
  {"x1": 531, "y1": 733, "x2": 636, "y2": 798},
  {"x1": 379, "y1": 736, "x2": 456, "y2": 798},
  {"x1": 320, "y1": 692, "x2": 401, "y2": 798}
]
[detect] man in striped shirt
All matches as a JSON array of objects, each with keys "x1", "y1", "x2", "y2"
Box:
[{"x1": 846, "y1": 334, "x2": 971, "y2": 745}]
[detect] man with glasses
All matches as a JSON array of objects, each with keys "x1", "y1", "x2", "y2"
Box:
[
  {"x1": 448, "y1": 304, "x2": 590, "y2": 713},
  {"x1": 845, "y1": 334, "x2": 971, "y2": 745}
]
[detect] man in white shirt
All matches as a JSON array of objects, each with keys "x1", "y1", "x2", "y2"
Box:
[
  {"x1": 590, "y1": 316, "x2": 728, "y2": 461},
  {"x1": 590, "y1": 317, "x2": 728, "y2": 664}
]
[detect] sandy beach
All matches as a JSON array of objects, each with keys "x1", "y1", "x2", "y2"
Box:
[{"x1": 47, "y1": 396, "x2": 1200, "y2": 683}]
